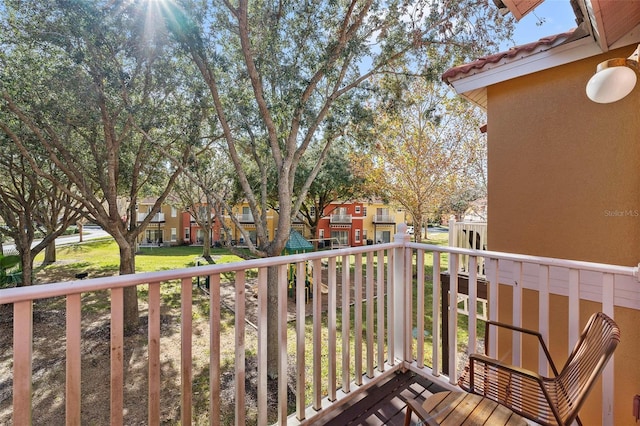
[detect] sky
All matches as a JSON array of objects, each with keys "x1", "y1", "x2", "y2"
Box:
[{"x1": 501, "y1": 0, "x2": 579, "y2": 49}]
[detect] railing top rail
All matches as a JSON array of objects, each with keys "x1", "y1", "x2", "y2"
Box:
[
  {"x1": 4, "y1": 238, "x2": 636, "y2": 305},
  {"x1": 407, "y1": 242, "x2": 638, "y2": 278},
  {"x1": 0, "y1": 242, "x2": 402, "y2": 305}
]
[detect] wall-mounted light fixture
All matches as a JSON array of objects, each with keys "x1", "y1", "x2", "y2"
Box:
[{"x1": 586, "y1": 45, "x2": 640, "y2": 103}]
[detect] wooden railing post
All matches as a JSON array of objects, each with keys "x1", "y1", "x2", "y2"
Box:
[{"x1": 393, "y1": 224, "x2": 410, "y2": 363}]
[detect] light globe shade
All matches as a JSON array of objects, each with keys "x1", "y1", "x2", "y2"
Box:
[{"x1": 586, "y1": 65, "x2": 637, "y2": 103}]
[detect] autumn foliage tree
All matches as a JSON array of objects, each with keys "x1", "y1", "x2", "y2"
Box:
[{"x1": 355, "y1": 77, "x2": 487, "y2": 242}]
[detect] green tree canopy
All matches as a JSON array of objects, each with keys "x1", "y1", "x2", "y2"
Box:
[{"x1": 0, "y1": 0, "x2": 196, "y2": 327}]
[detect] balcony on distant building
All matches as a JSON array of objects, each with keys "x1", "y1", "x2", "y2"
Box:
[
  {"x1": 373, "y1": 214, "x2": 395, "y2": 223},
  {"x1": 237, "y1": 213, "x2": 255, "y2": 223},
  {"x1": 137, "y1": 212, "x2": 165, "y2": 223},
  {"x1": 329, "y1": 214, "x2": 352, "y2": 224}
]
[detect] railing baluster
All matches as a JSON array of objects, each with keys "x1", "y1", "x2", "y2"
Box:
[
  {"x1": 181, "y1": 277, "x2": 193, "y2": 425},
  {"x1": 236, "y1": 271, "x2": 247, "y2": 426},
  {"x1": 110, "y1": 287, "x2": 124, "y2": 425},
  {"x1": 538, "y1": 265, "x2": 550, "y2": 375},
  {"x1": 148, "y1": 283, "x2": 161, "y2": 425},
  {"x1": 66, "y1": 293, "x2": 82, "y2": 426},
  {"x1": 448, "y1": 254, "x2": 458, "y2": 384},
  {"x1": 295, "y1": 262, "x2": 306, "y2": 420},
  {"x1": 416, "y1": 249, "x2": 425, "y2": 368},
  {"x1": 512, "y1": 262, "x2": 523, "y2": 365},
  {"x1": 376, "y1": 248, "x2": 385, "y2": 372},
  {"x1": 277, "y1": 265, "x2": 287, "y2": 424},
  {"x1": 602, "y1": 273, "x2": 615, "y2": 425},
  {"x1": 312, "y1": 259, "x2": 322, "y2": 410},
  {"x1": 328, "y1": 256, "x2": 337, "y2": 401},
  {"x1": 341, "y1": 254, "x2": 351, "y2": 393},
  {"x1": 210, "y1": 273, "x2": 223, "y2": 425},
  {"x1": 366, "y1": 252, "x2": 374, "y2": 378},
  {"x1": 13, "y1": 300, "x2": 33, "y2": 425},
  {"x1": 405, "y1": 247, "x2": 412, "y2": 360},
  {"x1": 387, "y1": 249, "x2": 394, "y2": 365},
  {"x1": 568, "y1": 268, "x2": 580, "y2": 354},
  {"x1": 468, "y1": 256, "x2": 478, "y2": 355},
  {"x1": 487, "y1": 258, "x2": 499, "y2": 358},
  {"x1": 354, "y1": 253, "x2": 363, "y2": 384},
  {"x1": 432, "y1": 251, "x2": 441, "y2": 376}
]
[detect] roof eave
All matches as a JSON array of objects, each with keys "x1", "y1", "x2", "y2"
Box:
[{"x1": 446, "y1": 36, "x2": 602, "y2": 109}]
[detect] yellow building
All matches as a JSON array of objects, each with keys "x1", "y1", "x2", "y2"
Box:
[{"x1": 136, "y1": 197, "x2": 183, "y2": 246}]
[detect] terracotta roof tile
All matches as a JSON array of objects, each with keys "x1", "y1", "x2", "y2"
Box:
[{"x1": 442, "y1": 29, "x2": 579, "y2": 84}]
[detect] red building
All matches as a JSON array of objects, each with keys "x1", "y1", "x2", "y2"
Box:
[
  {"x1": 316, "y1": 202, "x2": 365, "y2": 248},
  {"x1": 182, "y1": 206, "x2": 221, "y2": 246}
]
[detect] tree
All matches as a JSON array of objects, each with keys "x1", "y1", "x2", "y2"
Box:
[
  {"x1": 355, "y1": 77, "x2": 485, "y2": 242},
  {"x1": 0, "y1": 145, "x2": 82, "y2": 285},
  {"x1": 173, "y1": 149, "x2": 234, "y2": 260},
  {"x1": 295, "y1": 142, "x2": 368, "y2": 245},
  {"x1": 161, "y1": 0, "x2": 513, "y2": 376},
  {"x1": 0, "y1": 1, "x2": 193, "y2": 329}
]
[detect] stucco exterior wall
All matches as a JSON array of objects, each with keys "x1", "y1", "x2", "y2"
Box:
[{"x1": 487, "y1": 44, "x2": 640, "y2": 423}]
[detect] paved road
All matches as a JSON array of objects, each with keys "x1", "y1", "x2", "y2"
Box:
[{"x1": 2, "y1": 228, "x2": 112, "y2": 255}]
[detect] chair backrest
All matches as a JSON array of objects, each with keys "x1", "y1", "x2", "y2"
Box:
[{"x1": 553, "y1": 312, "x2": 620, "y2": 425}]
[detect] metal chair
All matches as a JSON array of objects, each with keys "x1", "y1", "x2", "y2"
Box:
[{"x1": 457, "y1": 312, "x2": 620, "y2": 426}]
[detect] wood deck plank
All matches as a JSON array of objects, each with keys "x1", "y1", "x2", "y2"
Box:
[{"x1": 319, "y1": 371, "x2": 447, "y2": 426}]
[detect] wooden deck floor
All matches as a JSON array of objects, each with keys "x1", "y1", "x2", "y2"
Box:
[{"x1": 317, "y1": 371, "x2": 448, "y2": 426}]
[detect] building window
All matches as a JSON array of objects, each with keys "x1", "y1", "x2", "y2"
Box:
[
  {"x1": 171, "y1": 206, "x2": 177, "y2": 218},
  {"x1": 145, "y1": 229, "x2": 163, "y2": 244},
  {"x1": 171, "y1": 228, "x2": 177, "y2": 242},
  {"x1": 184, "y1": 227, "x2": 190, "y2": 241},
  {"x1": 319, "y1": 229, "x2": 324, "y2": 238},
  {"x1": 363, "y1": 207, "x2": 367, "y2": 216},
  {"x1": 355, "y1": 229, "x2": 361, "y2": 242},
  {"x1": 363, "y1": 229, "x2": 367, "y2": 241},
  {"x1": 331, "y1": 230, "x2": 349, "y2": 246},
  {"x1": 355, "y1": 206, "x2": 361, "y2": 214}
]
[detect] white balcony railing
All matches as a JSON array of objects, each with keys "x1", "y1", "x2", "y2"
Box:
[
  {"x1": 236, "y1": 213, "x2": 254, "y2": 222},
  {"x1": 1, "y1": 227, "x2": 637, "y2": 424},
  {"x1": 372, "y1": 214, "x2": 395, "y2": 223},
  {"x1": 136, "y1": 212, "x2": 165, "y2": 223},
  {"x1": 329, "y1": 214, "x2": 352, "y2": 224}
]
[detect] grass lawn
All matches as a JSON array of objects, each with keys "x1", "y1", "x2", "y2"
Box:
[{"x1": 32, "y1": 238, "x2": 245, "y2": 283}]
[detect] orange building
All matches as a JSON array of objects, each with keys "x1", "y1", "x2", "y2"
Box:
[{"x1": 443, "y1": 4, "x2": 640, "y2": 422}]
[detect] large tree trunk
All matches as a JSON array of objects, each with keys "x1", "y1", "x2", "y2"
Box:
[
  {"x1": 18, "y1": 249, "x2": 33, "y2": 286},
  {"x1": 119, "y1": 242, "x2": 140, "y2": 333},
  {"x1": 202, "y1": 224, "x2": 211, "y2": 258},
  {"x1": 43, "y1": 241, "x2": 56, "y2": 265},
  {"x1": 267, "y1": 265, "x2": 279, "y2": 378}
]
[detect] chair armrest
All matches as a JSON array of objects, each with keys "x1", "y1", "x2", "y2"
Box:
[
  {"x1": 469, "y1": 353, "x2": 545, "y2": 384},
  {"x1": 485, "y1": 321, "x2": 559, "y2": 376},
  {"x1": 404, "y1": 397, "x2": 439, "y2": 426}
]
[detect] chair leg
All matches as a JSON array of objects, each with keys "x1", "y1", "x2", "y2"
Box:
[
  {"x1": 404, "y1": 404, "x2": 413, "y2": 426},
  {"x1": 404, "y1": 398, "x2": 438, "y2": 426}
]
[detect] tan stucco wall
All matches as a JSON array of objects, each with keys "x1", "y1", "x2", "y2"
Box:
[{"x1": 487, "y1": 44, "x2": 640, "y2": 424}]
